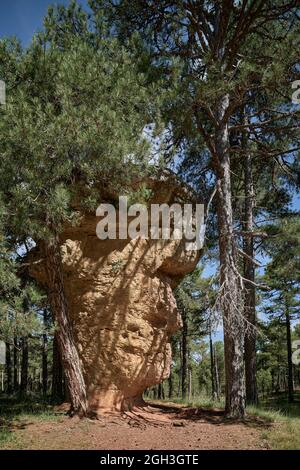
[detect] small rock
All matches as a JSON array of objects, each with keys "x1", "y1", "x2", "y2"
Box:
[{"x1": 173, "y1": 421, "x2": 185, "y2": 427}]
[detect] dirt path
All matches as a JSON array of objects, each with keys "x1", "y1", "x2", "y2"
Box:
[{"x1": 2, "y1": 401, "x2": 270, "y2": 450}]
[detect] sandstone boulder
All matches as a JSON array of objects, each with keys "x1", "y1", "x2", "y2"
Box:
[{"x1": 29, "y1": 175, "x2": 202, "y2": 412}]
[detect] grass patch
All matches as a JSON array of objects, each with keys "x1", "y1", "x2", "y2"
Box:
[
  {"x1": 150, "y1": 392, "x2": 300, "y2": 450},
  {"x1": 146, "y1": 394, "x2": 225, "y2": 409},
  {"x1": 168, "y1": 395, "x2": 225, "y2": 409},
  {"x1": 0, "y1": 421, "x2": 12, "y2": 446},
  {"x1": 246, "y1": 405, "x2": 282, "y2": 423},
  {"x1": 0, "y1": 395, "x2": 62, "y2": 448},
  {"x1": 261, "y1": 417, "x2": 300, "y2": 450},
  {"x1": 247, "y1": 392, "x2": 300, "y2": 450}
]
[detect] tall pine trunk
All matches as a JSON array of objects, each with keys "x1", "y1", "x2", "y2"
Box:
[
  {"x1": 5, "y1": 343, "x2": 12, "y2": 394},
  {"x1": 20, "y1": 291, "x2": 29, "y2": 398},
  {"x1": 44, "y1": 234, "x2": 87, "y2": 415},
  {"x1": 52, "y1": 333, "x2": 64, "y2": 401},
  {"x1": 168, "y1": 336, "x2": 176, "y2": 399},
  {"x1": 42, "y1": 310, "x2": 48, "y2": 397},
  {"x1": 214, "y1": 344, "x2": 220, "y2": 401},
  {"x1": 168, "y1": 370, "x2": 173, "y2": 399},
  {"x1": 285, "y1": 304, "x2": 294, "y2": 403},
  {"x1": 13, "y1": 337, "x2": 18, "y2": 392},
  {"x1": 20, "y1": 336, "x2": 28, "y2": 397},
  {"x1": 243, "y1": 149, "x2": 258, "y2": 405},
  {"x1": 215, "y1": 94, "x2": 245, "y2": 419},
  {"x1": 209, "y1": 327, "x2": 217, "y2": 401},
  {"x1": 188, "y1": 367, "x2": 192, "y2": 401},
  {"x1": 181, "y1": 307, "x2": 188, "y2": 400}
]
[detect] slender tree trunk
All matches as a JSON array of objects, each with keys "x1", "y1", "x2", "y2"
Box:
[
  {"x1": 168, "y1": 337, "x2": 175, "y2": 400},
  {"x1": 293, "y1": 365, "x2": 298, "y2": 389},
  {"x1": 209, "y1": 326, "x2": 217, "y2": 401},
  {"x1": 42, "y1": 310, "x2": 48, "y2": 397},
  {"x1": 158, "y1": 382, "x2": 165, "y2": 400},
  {"x1": 5, "y1": 343, "x2": 12, "y2": 394},
  {"x1": 285, "y1": 305, "x2": 294, "y2": 403},
  {"x1": 283, "y1": 374, "x2": 287, "y2": 393},
  {"x1": 276, "y1": 365, "x2": 280, "y2": 393},
  {"x1": 168, "y1": 369, "x2": 173, "y2": 399},
  {"x1": 20, "y1": 290, "x2": 30, "y2": 398},
  {"x1": 51, "y1": 332, "x2": 65, "y2": 401},
  {"x1": 214, "y1": 94, "x2": 245, "y2": 419},
  {"x1": 177, "y1": 375, "x2": 181, "y2": 398},
  {"x1": 243, "y1": 131, "x2": 258, "y2": 405},
  {"x1": 13, "y1": 337, "x2": 18, "y2": 392},
  {"x1": 271, "y1": 370, "x2": 275, "y2": 393},
  {"x1": 44, "y1": 234, "x2": 87, "y2": 415},
  {"x1": 51, "y1": 334, "x2": 64, "y2": 400},
  {"x1": 181, "y1": 307, "x2": 188, "y2": 400},
  {"x1": 214, "y1": 344, "x2": 220, "y2": 400},
  {"x1": 20, "y1": 336, "x2": 28, "y2": 397},
  {"x1": 188, "y1": 367, "x2": 192, "y2": 401}
]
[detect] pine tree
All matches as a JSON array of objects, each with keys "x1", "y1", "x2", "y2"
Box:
[
  {"x1": 0, "y1": 34, "x2": 159, "y2": 414},
  {"x1": 263, "y1": 218, "x2": 300, "y2": 402},
  {"x1": 90, "y1": 0, "x2": 300, "y2": 418},
  {"x1": 175, "y1": 268, "x2": 219, "y2": 401}
]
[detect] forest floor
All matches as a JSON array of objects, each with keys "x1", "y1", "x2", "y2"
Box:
[
  {"x1": 0, "y1": 396, "x2": 280, "y2": 450},
  {"x1": 0, "y1": 394, "x2": 299, "y2": 450}
]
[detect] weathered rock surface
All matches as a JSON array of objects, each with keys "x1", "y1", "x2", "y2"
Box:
[{"x1": 30, "y1": 176, "x2": 201, "y2": 412}]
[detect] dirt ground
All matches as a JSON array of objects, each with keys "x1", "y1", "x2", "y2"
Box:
[{"x1": 2, "y1": 401, "x2": 271, "y2": 450}]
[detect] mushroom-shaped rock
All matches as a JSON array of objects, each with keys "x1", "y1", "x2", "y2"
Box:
[{"x1": 29, "y1": 175, "x2": 202, "y2": 412}]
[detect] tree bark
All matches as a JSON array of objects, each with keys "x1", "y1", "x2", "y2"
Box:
[
  {"x1": 52, "y1": 333, "x2": 64, "y2": 401},
  {"x1": 13, "y1": 337, "x2": 18, "y2": 392},
  {"x1": 214, "y1": 344, "x2": 220, "y2": 401},
  {"x1": 42, "y1": 310, "x2": 48, "y2": 397},
  {"x1": 168, "y1": 369, "x2": 173, "y2": 399},
  {"x1": 5, "y1": 342, "x2": 12, "y2": 394},
  {"x1": 188, "y1": 367, "x2": 192, "y2": 401},
  {"x1": 20, "y1": 336, "x2": 28, "y2": 397},
  {"x1": 168, "y1": 337, "x2": 176, "y2": 399},
  {"x1": 243, "y1": 147, "x2": 258, "y2": 405},
  {"x1": 44, "y1": 234, "x2": 87, "y2": 415},
  {"x1": 181, "y1": 307, "x2": 188, "y2": 400},
  {"x1": 209, "y1": 327, "x2": 217, "y2": 401},
  {"x1": 285, "y1": 305, "x2": 294, "y2": 403},
  {"x1": 177, "y1": 375, "x2": 181, "y2": 398},
  {"x1": 20, "y1": 291, "x2": 29, "y2": 398},
  {"x1": 215, "y1": 94, "x2": 245, "y2": 419}
]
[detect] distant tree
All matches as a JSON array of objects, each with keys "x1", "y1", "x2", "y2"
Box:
[
  {"x1": 175, "y1": 268, "x2": 221, "y2": 401},
  {"x1": 263, "y1": 218, "x2": 300, "y2": 402}
]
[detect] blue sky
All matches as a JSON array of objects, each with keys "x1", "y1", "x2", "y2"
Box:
[{"x1": 0, "y1": 0, "x2": 87, "y2": 46}]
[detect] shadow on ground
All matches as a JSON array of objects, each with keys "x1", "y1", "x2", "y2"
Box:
[{"x1": 140, "y1": 400, "x2": 273, "y2": 429}]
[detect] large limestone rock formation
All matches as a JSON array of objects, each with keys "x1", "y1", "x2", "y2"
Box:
[{"x1": 30, "y1": 175, "x2": 201, "y2": 412}]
